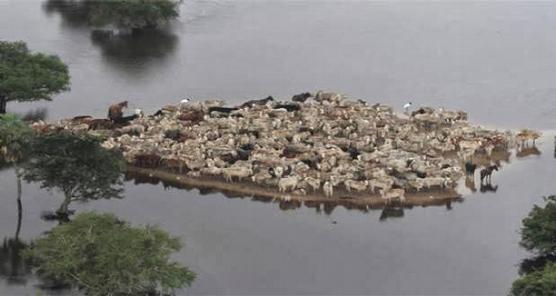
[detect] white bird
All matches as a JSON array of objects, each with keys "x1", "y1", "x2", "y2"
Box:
[
  {"x1": 134, "y1": 108, "x2": 144, "y2": 117},
  {"x1": 180, "y1": 98, "x2": 191, "y2": 104},
  {"x1": 403, "y1": 102, "x2": 412, "y2": 113}
]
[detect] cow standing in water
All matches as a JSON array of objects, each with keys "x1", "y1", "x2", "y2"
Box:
[
  {"x1": 480, "y1": 165, "x2": 499, "y2": 184},
  {"x1": 465, "y1": 161, "x2": 477, "y2": 176},
  {"x1": 108, "y1": 101, "x2": 128, "y2": 123}
]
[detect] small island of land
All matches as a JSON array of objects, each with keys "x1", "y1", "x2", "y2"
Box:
[{"x1": 32, "y1": 91, "x2": 539, "y2": 208}]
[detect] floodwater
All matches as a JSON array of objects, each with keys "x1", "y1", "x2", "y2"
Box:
[{"x1": 1, "y1": 0, "x2": 556, "y2": 295}]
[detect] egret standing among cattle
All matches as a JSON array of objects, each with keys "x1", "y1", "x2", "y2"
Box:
[
  {"x1": 403, "y1": 102, "x2": 413, "y2": 113},
  {"x1": 179, "y1": 98, "x2": 192, "y2": 110}
]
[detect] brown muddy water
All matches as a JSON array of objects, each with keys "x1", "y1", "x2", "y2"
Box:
[{"x1": 2, "y1": 1, "x2": 556, "y2": 295}]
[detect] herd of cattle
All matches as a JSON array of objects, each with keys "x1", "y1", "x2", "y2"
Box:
[{"x1": 32, "y1": 91, "x2": 540, "y2": 204}]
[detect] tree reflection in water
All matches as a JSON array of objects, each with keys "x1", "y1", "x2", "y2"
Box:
[
  {"x1": 0, "y1": 238, "x2": 31, "y2": 286},
  {"x1": 0, "y1": 177, "x2": 30, "y2": 286},
  {"x1": 90, "y1": 29, "x2": 178, "y2": 63},
  {"x1": 23, "y1": 133, "x2": 126, "y2": 221}
]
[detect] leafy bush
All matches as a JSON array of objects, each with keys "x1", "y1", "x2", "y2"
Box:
[{"x1": 24, "y1": 212, "x2": 195, "y2": 296}]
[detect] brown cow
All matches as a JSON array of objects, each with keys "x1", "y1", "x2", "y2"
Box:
[
  {"x1": 108, "y1": 101, "x2": 128, "y2": 122},
  {"x1": 178, "y1": 110, "x2": 204, "y2": 125},
  {"x1": 88, "y1": 119, "x2": 114, "y2": 130}
]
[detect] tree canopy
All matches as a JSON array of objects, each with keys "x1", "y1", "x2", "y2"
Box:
[
  {"x1": 520, "y1": 196, "x2": 556, "y2": 256},
  {"x1": 511, "y1": 263, "x2": 556, "y2": 296},
  {"x1": 0, "y1": 41, "x2": 70, "y2": 114},
  {"x1": 24, "y1": 212, "x2": 195, "y2": 296},
  {"x1": 45, "y1": 0, "x2": 182, "y2": 30},
  {"x1": 90, "y1": 0, "x2": 182, "y2": 30},
  {"x1": 22, "y1": 132, "x2": 125, "y2": 216},
  {"x1": 511, "y1": 196, "x2": 556, "y2": 295}
]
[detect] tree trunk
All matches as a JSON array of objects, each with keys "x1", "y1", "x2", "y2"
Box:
[
  {"x1": 56, "y1": 194, "x2": 72, "y2": 216},
  {"x1": 15, "y1": 168, "x2": 22, "y2": 240},
  {"x1": 0, "y1": 96, "x2": 6, "y2": 114}
]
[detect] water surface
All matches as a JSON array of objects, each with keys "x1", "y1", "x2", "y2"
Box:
[{"x1": 1, "y1": 1, "x2": 556, "y2": 295}]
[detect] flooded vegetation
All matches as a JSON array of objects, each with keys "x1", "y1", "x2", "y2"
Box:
[
  {"x1": 25, "y1": 212, "x2": 195, "y2": 296},
  {"x1": 2, "y1": 0, "x2": 556, "y2": 295}
]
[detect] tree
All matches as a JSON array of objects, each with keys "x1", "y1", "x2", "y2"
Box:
[
  {"x1": 520, "y1": 195, "x2": 556, "y2": 256},
  {"x1": 90, "y1": 0, "x2": 182, "y2": 30},
  {"x1": 511, "y1": 263, "x2": 556, "y2": 296},
  {"x1": 0, "y1": 41, "x2": 70, "y2": 114},
  {"x1": 510, "y1": 196, "x2": 556, "y2": 295},
  {"x1": 45, "y1": 0, "x2": 182, "y2": 31},
  {"x1": 0, "y1": 114, "x2": 33, "y2": 236},
  {"x1": 24, "y1": 212, "x2": 196, "y2": 296},
  {"x1": 0, "y1": 115, "x2": 33, "y2": 286},
  {"x1": 22, "y1": 133, "x2": 125, "y2": 218}
]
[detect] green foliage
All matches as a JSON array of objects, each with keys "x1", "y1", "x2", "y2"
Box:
[
  {"x1": 22, "y1": 133, "x2": 125, "y2": 203},
  {"x1": 45, "y1": 0, "x2": 182, "y2": 30},
  {"x1": 511, "y1": 196, "x2": 556, "y2": 295},
  {"x1": 24, "y1": 212, "x2": 195, "y2": 296},
  {"x1": 90, "y1": 0, "x2": 182, "y2": 29},
  {"x1": 0, "y1": 41, "x2": 70, "y2": 111},
  {"x1": 511, "y1": 263, "x2": 556, "y2": 296},
  {"x1": 0, "y1": 114, "x2": 32, "y2": 163},
  {"x1": 520, "y1": 196, "x2": 556, "y2": 256}
]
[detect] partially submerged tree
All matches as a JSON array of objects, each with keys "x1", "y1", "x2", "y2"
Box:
[
  {"x1": 0, "y1": 115, "x2": 33, "y2": 286},
  {"x1": 0, "y1": 114, "x2": 33, "y2": 237},
  {"x1": 22, "y1": 133, "x2": 125, "y2": 218},
  {"x1": 90, "y1": 0, "x2": 182, "y2": 31},
  {"x1": 0, "y1": 41, "x2": 70, "y2": 114},
  {"x1": 24, "y1": 212, "x2": 195, "y2": 296},
  {"x1": 511, "y1": 263, "x2": 556, "y2": 296},
  {"x1": 511, "y1": 196, "x2": 556, "y2": 295},
  {"x1": 45, "y1": 0, "x2": 182, "y2": 31},
  {"x1": 520, "y1": 195, "x2": 556, "y2": 256}
]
